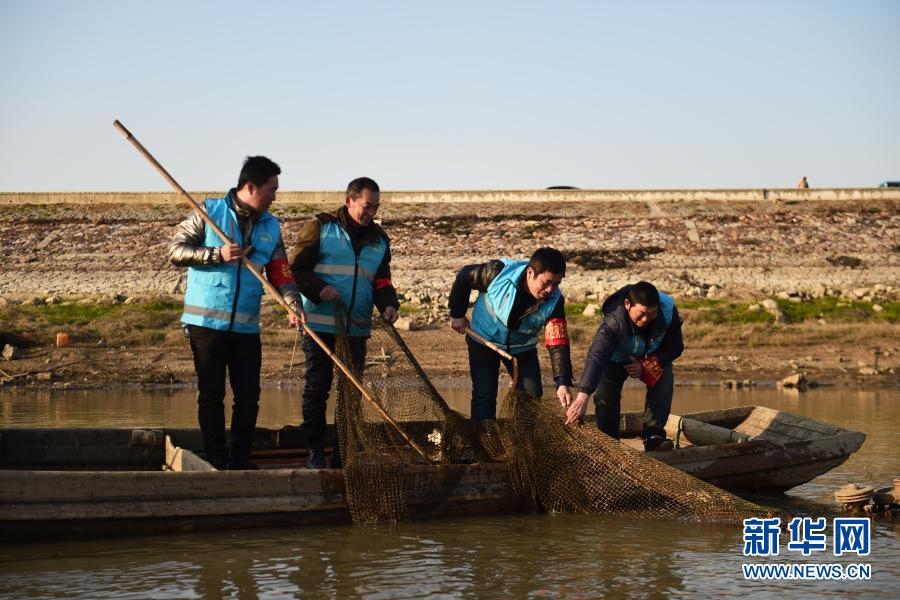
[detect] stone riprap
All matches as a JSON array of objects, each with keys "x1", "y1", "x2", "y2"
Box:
[{"x1": 1, "y1": 198, "x2": 897, "y2": 308}]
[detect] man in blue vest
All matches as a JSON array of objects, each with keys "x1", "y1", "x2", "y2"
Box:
[
  {"x1": 565, "y1": 281, "x2": 684, "y2": 451},
  {"x1": 448, "y1": 248, "x2": 574, "y2": 423},
  {"x1": 290, "y1": 177, "x2": 400, "y2": 469},
  {"x1": 168, "y1": 156, "x2": 304, "y2": 470}
]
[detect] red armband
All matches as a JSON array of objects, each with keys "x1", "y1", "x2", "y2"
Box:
[
  {"x1": 639, "y1": 355, "x2": 664, "y2": 387},
  {"x1": 544, "y1": 317, "x2": 570, "y2": 347},
  {"x1": 266, "y1": 258, "x2": 296, "y2": 288},
  {"x1": 373, "y1": 277, "x2": 393, "y2": 291}
]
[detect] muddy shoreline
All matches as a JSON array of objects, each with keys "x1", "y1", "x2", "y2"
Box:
[{"x1": 1, "y1": 317, "x2": 897, "y2": 392}]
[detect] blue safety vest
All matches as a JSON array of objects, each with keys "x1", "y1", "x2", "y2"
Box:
[
  {"x1": 469, "y1": 259, "x2": 561, "y2": 354},
  {"x1": 301, "y1": 220, "x2": 388, "y2": 336},
  {"x1": 181, "y1": 195, "x2": 280, "y2": 334},
  {"x1": 610, "y1": 292, "x2": 675, "y2": 363}
]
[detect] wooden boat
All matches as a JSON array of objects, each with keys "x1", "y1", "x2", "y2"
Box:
[
  {"x1": 0, "y1": 405, "x2": 864, "y2": 540},
  {"x1": 620, "y1": 405, "x2": 866, "y2": 494},
  {"x1": 0, "y1": 425, "x2": 518, "y2": 541}
]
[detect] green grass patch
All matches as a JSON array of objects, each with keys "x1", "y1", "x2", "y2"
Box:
[
  {"x1": 680, "y1": 297, "x2": 899, "y2": 324},
  {"x1": 565, "y1": 302, "x2": 587, "y2": 317},
  {"x1": 776, "y1": 297, "x2": 899, "y2": 323},
  {"x1": 680, "y1": 299, "x2": 774, "y2": 325},
  {"x1": 878, "y1": 303, "x2": 900, "y2": 321},
  {"x1": 17, "y1": 303, "x2": 123, "y2": 325},
  {"x1": 679, "y1": 299, "x2": 726, "y2": 310},
  {"x1": 13, "y1": 300, "x2": 182, "y2": 326},
  {"x1": 1, "y1": 301, "x2": 185, "y2": 348}
]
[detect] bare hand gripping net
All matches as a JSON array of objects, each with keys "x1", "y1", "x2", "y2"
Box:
[{"x1": 333, "y1": 318, "x2": 774, "y2": 524}]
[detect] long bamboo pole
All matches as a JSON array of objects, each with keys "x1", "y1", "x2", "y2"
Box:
[
  {"x1": 465, "y1": 328, "x2": 518, "y2": 387},
  {"x1": 113, "y1": 119, "x2": 431, "y2": 463}
]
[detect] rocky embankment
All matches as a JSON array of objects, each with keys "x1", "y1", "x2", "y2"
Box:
[
  {"x1": 1, "y1": 198, "x2": 898, "y2": 388},
  {"x1": 1, "y1": 199, "x2": 897, "y2": 312}
]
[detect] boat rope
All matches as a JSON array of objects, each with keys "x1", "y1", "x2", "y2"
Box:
[{"x1": 675, "y1": 416, "x2": 686, "y2": 449}]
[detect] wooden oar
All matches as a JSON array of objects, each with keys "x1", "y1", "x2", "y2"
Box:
[
  {"x1": 465, "y1": 328, "x2": 518, "y2": 387},
  {"x1": 113, "y1": 119, "x2": 431, "y2": 464}
]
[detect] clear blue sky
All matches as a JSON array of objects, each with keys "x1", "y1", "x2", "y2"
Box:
[{"x1": 1, "y1": 0, "x2": 897, "y2": 191}]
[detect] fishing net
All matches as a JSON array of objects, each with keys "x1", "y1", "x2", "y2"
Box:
[
  {"x1": 332, "y1": 317, "x2": 774, "y2": 524},
  {"x1": 484, "y1": 390, "x2": 772, "y2": 520},
  {"x1": 333, "y1": 316, "x2": 473, "y2": 524}
]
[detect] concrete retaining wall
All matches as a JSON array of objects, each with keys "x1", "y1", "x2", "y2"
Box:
[{"x1": 1, "y1": 188, "x2": 899, "y2": 206}]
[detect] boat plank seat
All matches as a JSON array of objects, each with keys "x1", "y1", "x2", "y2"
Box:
[{"x1": 733, "y1": 407, "x2": 843, "y2": 443}]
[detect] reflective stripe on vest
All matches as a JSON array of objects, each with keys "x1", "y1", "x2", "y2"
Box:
[
  {"x1": 313, "y1": 263, "x2": 376, "y2": 281},
  {"x1": 610, "y1": 292, "x2": 676, "y2": 363},
  {"x1": 469, "y1": 259, "x2": 561, "y2": 353},
  {"x1": 180, "y1": 195, "x2": 280, "y2": 334},
  {"x1": 183, "y1": 304, "x2": 260, "y2": 325},
  {"x1": 301, "y1": 220, "x2": 387, "y2": 335}
]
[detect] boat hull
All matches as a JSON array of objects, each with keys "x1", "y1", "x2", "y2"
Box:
[{"x1": 0, "y1": 405, "x2": 866, "y2": 540}]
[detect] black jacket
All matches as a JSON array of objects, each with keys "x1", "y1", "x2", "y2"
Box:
[
  {"x1": 578, "y1": 285, "x2": 684, "y2": 395},
  {"x1": 289, "y1": 207, "x2": 399, "y2": 313},
  {"x1": 449, "y1": 260, "x2": 573, "y2": 386}
]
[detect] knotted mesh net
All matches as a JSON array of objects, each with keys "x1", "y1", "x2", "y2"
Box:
[
  {"x1": 332, "y1": 317, "x2": 774, "y2": 525},
  {"x1": 333, "y1": 318, "x2": 473, "y2": 524},
  {"x1": 483, "y1": 391, "x2": 772, "y2": 520}
]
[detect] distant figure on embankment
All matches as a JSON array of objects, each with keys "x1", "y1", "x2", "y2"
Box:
[{"x1": 797, "y1": 176, "x2": 809, "y2": 189}]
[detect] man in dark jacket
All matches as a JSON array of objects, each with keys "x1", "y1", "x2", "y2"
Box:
[
  {"x1": 168, "y1": 156, "x2": 304, "y2": 470},
  {"x1": 449, "y1": 247, "x2": 574, "y2": 423},
  {"x1": 290, "y1": 177, "x2": 400, "y2": 469},
  {"x1": 565, "y1": 281, "x2": 683, "y2": 451}
]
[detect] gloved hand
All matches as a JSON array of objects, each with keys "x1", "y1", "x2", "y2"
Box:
[{"x1": 639, "y1": 355, "x2": 664, "y2": 387}]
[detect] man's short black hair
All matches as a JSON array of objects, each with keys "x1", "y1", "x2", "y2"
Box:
[
  {"x1": 528, "y1": 247, "x2": 566, "y2": 276},
  {"x1": 346, "y1": 177, "x2": 380, "y2": 199},
  {"x1": 627, "y1": 281, "x2": 660, "y2": 308},
  {"x1": 237, "y1": 156, "x2": 281, "y2": 190}
]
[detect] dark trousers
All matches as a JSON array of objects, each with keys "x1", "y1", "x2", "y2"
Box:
[
  {"x1": 300, "y1": 332, "x2": 367, "y2": 451},
  {"x1": 188, "y1": 325, "x2": 262, "y2": 464},
  {"x1": 468, "y1": 338, "x2": 543, "y2": 422},
  {"x1": 594, "y1": 361, "x2": 674, "y2": 440}
]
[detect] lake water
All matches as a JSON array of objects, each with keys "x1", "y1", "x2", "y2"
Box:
[{"x1": 0, "y1": 385, "x2": 898, "y2": 599}]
